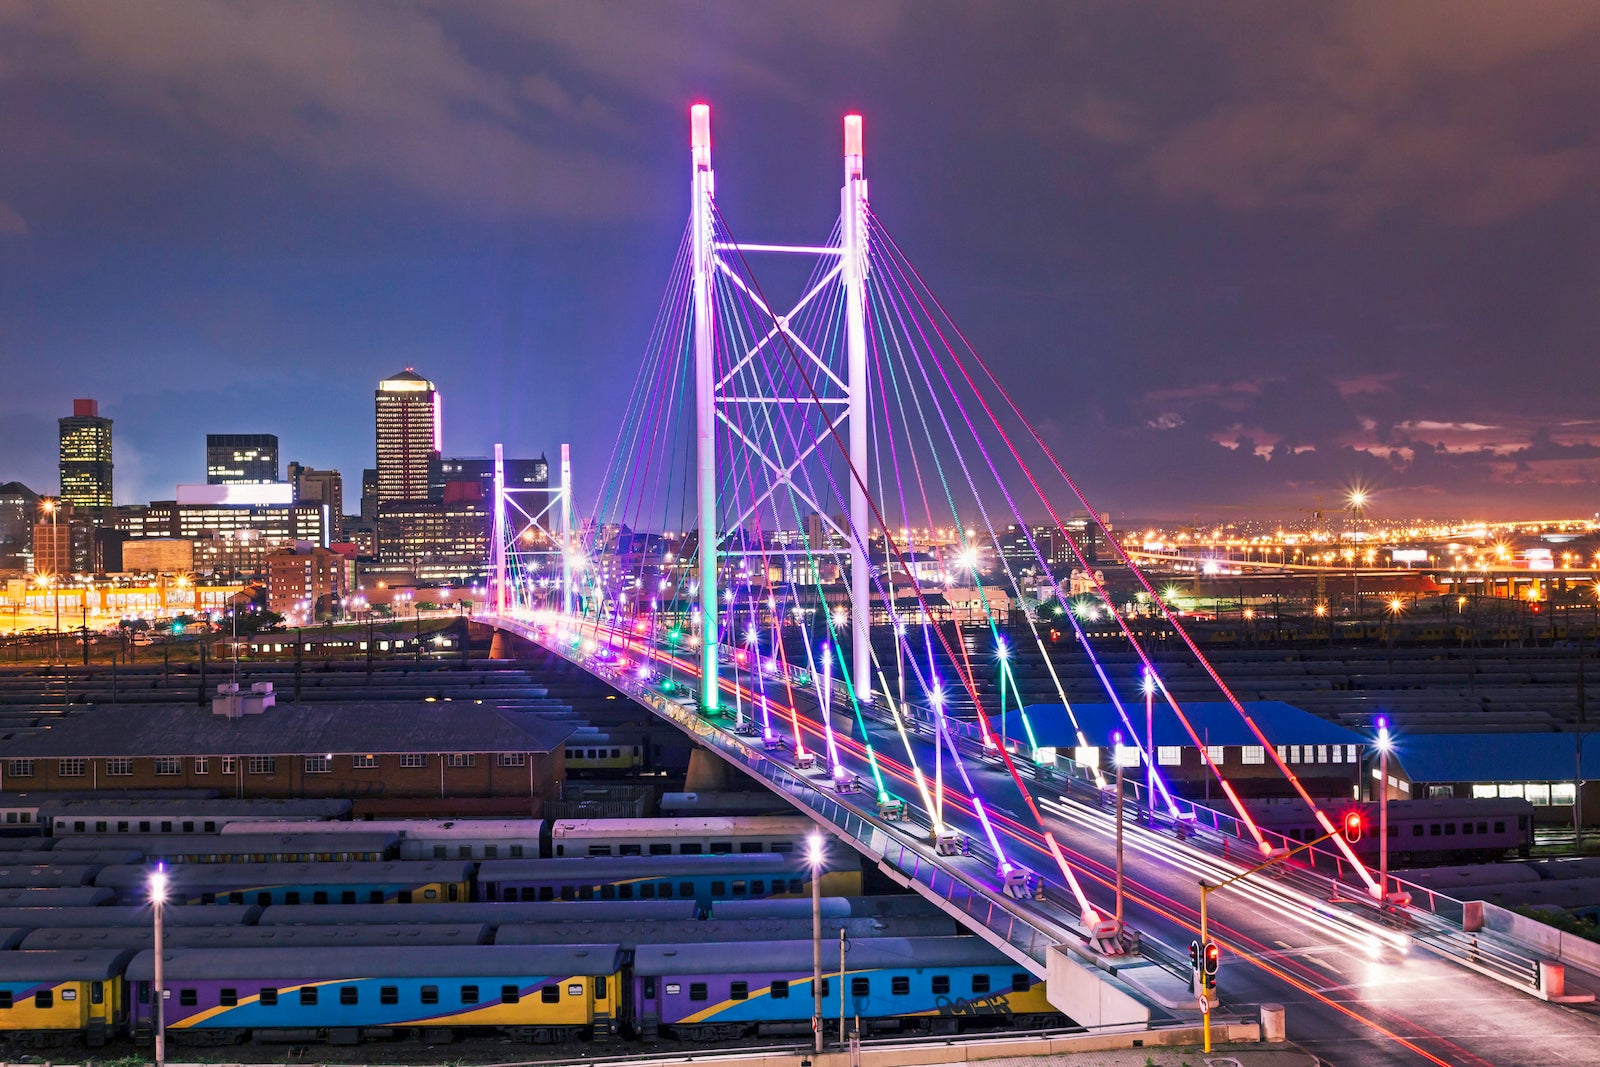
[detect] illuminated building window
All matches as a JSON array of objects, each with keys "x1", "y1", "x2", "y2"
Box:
[
  {"x1": 1157, "y1": 746, "x2": 1182, "y2": 766},
  {"x1": 1241, "y1": 746, "x2": 1265, "y2": 765},
  {"x1": 58, "y1": 758, "x2": 87, "y2": 777}
]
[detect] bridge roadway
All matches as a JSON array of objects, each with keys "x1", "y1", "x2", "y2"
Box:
[{"x1": 486, "y1": 614, "x2": 1600, "y2": 1066}]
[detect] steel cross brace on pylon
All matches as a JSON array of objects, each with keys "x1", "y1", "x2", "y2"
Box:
[{"x1": 690, "y1": 103, "x2": 874, "y2": 715}]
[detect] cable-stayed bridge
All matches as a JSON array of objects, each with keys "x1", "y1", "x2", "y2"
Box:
[{"x1": 479, "y1": 105, "x2": 1600, "y2": 1064}]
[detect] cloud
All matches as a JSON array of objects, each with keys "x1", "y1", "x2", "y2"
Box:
[{"x1": 0, "y1": 200, "x2": 24, "y2": 235}]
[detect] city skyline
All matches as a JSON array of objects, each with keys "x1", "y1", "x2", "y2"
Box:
[{"x1": 2, "y1": 4, "x2": 1598, "y2": 521}]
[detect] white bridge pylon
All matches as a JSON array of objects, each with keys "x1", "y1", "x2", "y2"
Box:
[
  {"x1": 691, "y1": 103, "x2": 874, "y2": 714},
  {"x1": 491, "y1": 441, "x2": 574, "y2": 616}
]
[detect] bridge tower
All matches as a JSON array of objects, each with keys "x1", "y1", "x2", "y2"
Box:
[{"x1": 689, "y1": 105, "x2": 876, "y2": 713}]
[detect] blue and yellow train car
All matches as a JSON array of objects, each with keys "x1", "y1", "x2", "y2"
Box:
[
  {"x1": 94, "y1": 861, "x2": 473, "y2": 906},
  {"x1": 0, "y1": 949, "x2": 135, "y2": 1047},
  {"x1": 477, "y1": 852, "x2": 861, "y2": 907},
  {"x1": 632, "y1": 936, "x2": 1057, "y2": 1041},
  {"x1": 125, "y1": 945, "x2": 625, "y2": 1045}
]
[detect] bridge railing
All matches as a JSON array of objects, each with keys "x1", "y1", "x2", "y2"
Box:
[{"x1": 483, "y1": 615, "x2": 1071, "y2": 973}]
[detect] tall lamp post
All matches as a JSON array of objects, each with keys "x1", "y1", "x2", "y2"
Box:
[
  {"x1": 150, "y1": 864, "x2": 167, "y2": 1067},
  {"x1": 1373, "y1": 718, "x2": 1409, "y2": 907},
  {"x1": 808, "y1": 833, "x2": 825, "y2": 1053},
  {"x1": 1142, "y1": 667, "x2": 1156, "y2": 825}
]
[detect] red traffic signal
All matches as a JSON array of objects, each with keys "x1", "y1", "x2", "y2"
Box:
[
  {"x1": 1202, "y1": 941, "x2": 1220, "y2": 989},
  {"x1": 1342, "y1": 811, "x2": 1364, "y2": 843}
]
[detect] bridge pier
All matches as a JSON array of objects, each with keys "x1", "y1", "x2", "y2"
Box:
[
  {"x1": 488, "y1": 628, "x2": 509, "y2": 660},
  {"x1": 684, "y1": 746, "x2": 732, "y2": 792}
]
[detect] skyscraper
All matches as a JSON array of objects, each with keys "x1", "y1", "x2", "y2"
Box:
[
  {"x1": 206, "y1": 433, "x2": 280, "y2": 484},
  {"x1": 58, "y1": 399, "x2": 113, "y2": 510},
  {"x1": 375, "y1": 368, "x2": 440, "y2": 505},
  {"x1": 288, "y1": 461, "x2": 344, "y2": 539}
]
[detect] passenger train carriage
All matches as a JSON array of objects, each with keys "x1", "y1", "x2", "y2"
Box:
[
  {"x1": 477, "y1": 852, "x2": 861, "y2": 906},
  {"x1": 123, "y1": 945, "x2": 626, "y2": 1046},
  {"x1": 92, "y1": 861, "x2": 473, "y2": 905},
  {"x1": 0, "y1": 950, "x2": 134, "y2": 1047},
  {"x1": 632, "y1": 937, "x2": 1059, "y2": 1041}
]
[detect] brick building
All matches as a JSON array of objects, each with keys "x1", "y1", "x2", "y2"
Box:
[
  {"x1": 266, "y1": 544, "x2": 354, "y2": 617},
  {"x1": 0, "y1": 699, "x2": 571, "y2": 810}
]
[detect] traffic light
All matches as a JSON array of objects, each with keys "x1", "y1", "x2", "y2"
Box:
[
  {"x1": 1188, "y1": 939, "x2": 1201, "y2": 992},
  {"x1": 1343, "y1": 811, "x2": 1364, "y2": 843},
  {"x1": 1202, "y1": 940, "x2": 1220, "y2": 991}
]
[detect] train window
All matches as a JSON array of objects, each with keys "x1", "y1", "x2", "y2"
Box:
[
  {"x1": 312, "y1": 891, "x2": 329, "y2": 904},
  {"x1": 380, "y1": 987, "x2": 399, "y2": 1005},
  {"x1": 851, "y1": 978, "x2": 870, "y2": 996},
  {"x1": 588, "y1": 846, "x2": 612, "y2": 856},
  {"x1": 448, "y1": 883, "x2": 459, "y2": 902},
  {"x1": 220, "y1": 989, "x2": 237, "y2": 1007},
  {"x1": 35, "y1": 991, "x2": 53, "y2": 1008},
  {"x1": 681, "y1": 843, "x2": 703, "y2": 855},
  {"x1": 433, "y1": 846, "x2": 448, "y2": 859},
  {"x1": 601, "y1": 885, "x2": 616, "y2": 900},
  {"x1": 421, "y1": 986, "x2": 439, "y2": 1005},
  {"x1": 732, "y1": 880, "x2": 747, "y2": 896},
  {"x1": 285, "y1": 892, "x2": 301, "y2": 905},
  {"x1": 183, "y1": 820, "x2": 195, "y2": 831},
  {"x1": 711, "y1": 841, "x2": 733, "y2": 855},
  {"x1": 342, "y1": 891, "x2": 357, "y2": 904},
  {"x1": 1462, "y1": 823, "x2": 1474, "y2": 836},
  {"x1": 731, "y1": 981, "x2": 749, "y2": 1001},
  {"x1": 540, "y1": 887, "x2": 555, "y2": 901},
  {"x1": 891, "y1": 977, "x2": 910, "y2": 996},
  {"x1": 140, "y1": 821, "x2": 151, "y2": 832},
  {"x1": 1495, "y1": 822, "x2": 1506, "y2": 834},
  {"x1": 772, "y1": 842, "x2": 794, "y2": 853},
  {"x1": 618, "y1": 884, "x2": 633, "y2": 900},
  {"x1": 460, "y1": 985, "x2": 479, "y2": 1005},
  {"x1": 0, "y1": 991, "x2": 10, "y2": 1009},
  {"x1": 257, "y1": 893, "x2": 272, "y2": 906},
  {"x1": 689, "y1": 983, "x2": 708, "y2": 1002},
  {"x1": 596, "y1": 976, "x2": 608, "y2": 999},
  {"x1": 711, "y1": 881, "x2": 727, "y2": 896},
  {"x1": 75, "y1": 820, "x2": 86, "y2": 831},
  {"x1": 1012, "y1": 974, "x2": 1030, "y2": 992},
  {"x1": 340, "y1": 987, "x2": 358, "y2": 1006},
  {"x1": 680, "y1": 882, "x2": 694, "y2": 898},
  {"x1": 424, "y1": 889, "x2": 438, "y2": 900},
  {"x1": 501, "y1": 986, "x2": 520, "y2": 1004},
  {"x1": 1478, "y1": 822, "x2": 1488, "y2": 834},
  {"x1": 621, "y1": 844, "x2": 642, "y2": 856},
  {"x1": 91, "y1": 982, "x2": 103, "y2": 1004},
  {"x1": 644, "y1": 979, "x2": 657, "y2": 999},
  {"x1": 260, "y1": 989, "x2": 278, "y2": 1006},
  {"x1": 399, "y1": 891, "x2": 414, "y2": 903},
  {"x1": 370, "y1": 891, "x2": 384, "y2": 903},
  {"x1": 641, "y1": 883, "x2": 656, "y2": 899},
  {"x1": 741, "y1": 842, "x2": 764, "y2": 853},
  {"x1": 458, "y1": 846, "x2": 473, "y2": 859},
  {"x1": 118, "y1": 821, "x2": 129, "y2": 831},
  {"x1": 1429, "y1": 824, "x2": 1442, "y2": 836},
  {"x1": 542, "y1": 986, "x2": 560, "y2": 1004},
  {"x1": 971, "y1": 975, "x2": 991, "y2": 994},
  {"x1": 484, "y1": 846, "x2": 498, "y2": 858},
  {"x1": 510, "y1": 845, "x2": 524, "y2": 857},
  {"x1": 771, "y1": 980, "x2": 790, "y2": 999},
  {"x1": 180, "y1": 990, "x2": 198, "y2": 1007},
  {"x1": 579, "y1": 886, "x2": 594, "y2": 901},
  {"x1": 560, "y1": 886, "x2": 576, "y2": 901},
  {"x1": 568, "y1": 983, "x2": 583, "y2": 997},
  {"x1": 1444, "y1": 824, "x2": 1456, "y2": 836},
  {"x1": 300, "y1": 987, "x2": 318, "y2": 1006},
  {"x1": 1411, "y1": 825, "x2": 1423, "y2": 837},
  {"x1": 611, "y1": 749, "x2": 621, "y2": 759},
  {"x1": 650, "y1": 843, "x2": 672, "y2": 855},
  {"x1": 201, "y1": 893, "x2": 217, "y2": 904},
  {"x1": 789, "y1": 879, "x2": 803, "y2": 893},
  {"x1": 96, "y1": 820, "x2": 108, "y2": 832},
  {"x1": 751, "y1": 880, "x2": 765, "y2": 895},
  {"x1": 161, "y1": 821, "x2": 173, "y2": 832},
  {"x1": 820, "y1": 979, "x2": 830, "y2": 997},
  {"x1": 205, "y1": 821, "x2": 217, "y2": 832}
]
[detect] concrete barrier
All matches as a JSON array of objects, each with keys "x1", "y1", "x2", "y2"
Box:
[
  {"x1": 1481, "y1": 900, "x2": 1600, "y2": 975},
  {"x1": 1045, "y1": 942, "x2": 1150, "y2": 1028},
  {"x1": 1260, "y1": 1002, "x2": 1286, "y2": 1042}
]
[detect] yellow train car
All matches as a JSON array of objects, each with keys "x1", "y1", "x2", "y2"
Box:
[{"x1": 0, "y1": 949, "x2": 133, "y2": 1047}]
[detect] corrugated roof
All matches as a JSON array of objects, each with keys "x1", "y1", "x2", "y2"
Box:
[
  {"x1": 1395, "y1": 732, "x2": 1600, "y2": 784},
  {"x1": 1008, "y1": 700, "x2": 1365, "y2": 749},
  {"x1": 2, "y1": 701, "x2": 574, "y2": 759}
]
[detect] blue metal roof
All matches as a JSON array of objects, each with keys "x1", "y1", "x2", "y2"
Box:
[
  {"x1": 1392, "y1": 732, "x2": 1600, "y2": 784},
  {"x1": 1006, "y1": 700, "x2": 1366, "y2": 749}
]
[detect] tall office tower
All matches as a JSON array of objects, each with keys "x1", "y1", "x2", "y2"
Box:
[
  {"x1": 360, "y1": 469, "x2": 378, "y2": 523},
  {"x1": 58, "y1": 399, "x2": 114, "y2": 510},
  {"x1": 207, "y1": 433, "x2": 280, "y2": 484},
  {"x1": 375, "y1": 368, "x2": 440, "y2": 504},
  {"x1": 288, "y1": 461, "x2": 344, "y2": 539}
]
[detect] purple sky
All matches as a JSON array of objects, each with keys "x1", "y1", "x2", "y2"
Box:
[{"x1": 2, "y1": 2, "x2": 1598, "y2": 522}]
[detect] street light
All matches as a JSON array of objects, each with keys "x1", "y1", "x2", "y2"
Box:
[
  {"x1": 150, "y1": 864, "x2": 167, "y2": 1067},
  {"x1": 1373, "y1": 718, "x2": 1409, "y2": 908},
  {"x1": 1142, "y1": 667, "x2": 1157, "y2": 827},
  {"x1": 808, "y1": 833, "x2": 825, "y2": 1053}
]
